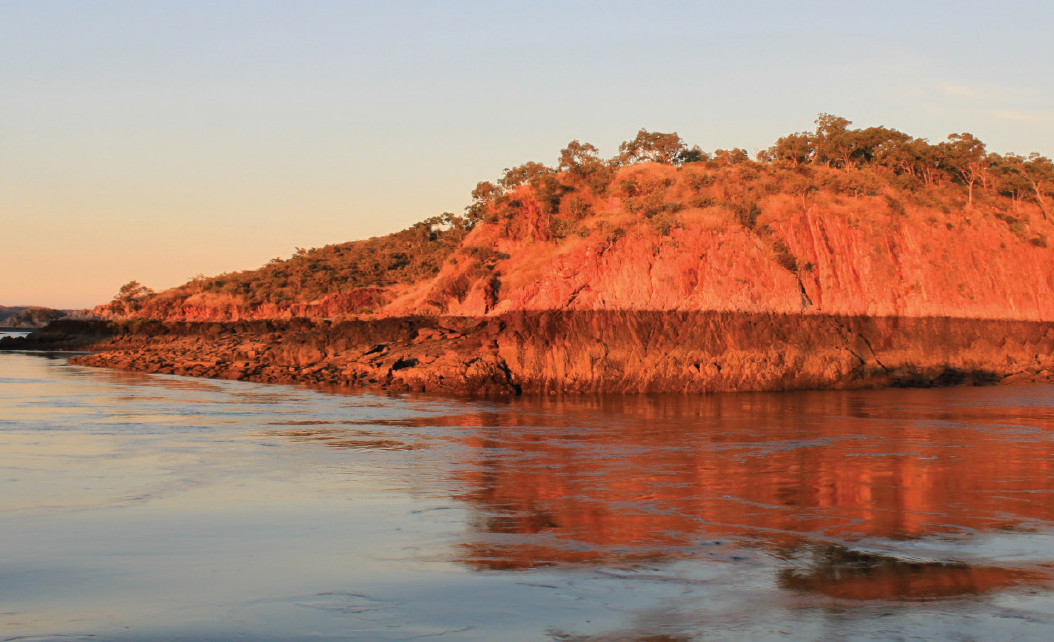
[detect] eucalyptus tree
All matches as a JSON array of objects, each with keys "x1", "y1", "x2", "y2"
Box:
[
  {"x1": 617, "y1": 129, "x2": 686, "y2": 165},
  {"x1": 939, "y1": 133, "x2": 989, "y2": 206},
  {"x1": 558, "y1": 140, "x2": 615, "y2": 195},
  {"x1": 1023, "y1": 153, "x2": 1054, "y2": 218}
]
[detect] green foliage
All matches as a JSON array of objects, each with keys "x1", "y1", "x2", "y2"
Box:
[
  {"x1": 549, "y1": 217, "x2": 589, "y2": 240},
  {"x1": 676, "y1": 145, "x2": 710, "y2": 164},
  {"x1": 559, "y1": 140, "x2": 616, "y2": 195},
  {"x1": 822, "y1": 169, "x2": 882, "y2": 197},
  {"x1": 562, "y1": 195, "x2": 594, "y2": 220},
  {"x1": 771, "y1": 239, "x2": 799, "y2": 273},
  {"x1": 531, "y1": 174, "x2": 571, "y2": 215},
  {"x1": 648, "y1": 210, "x2": 681, "y2": 236},
  {"x1": 499, "y1": 162, "x2": 552, "y2": 190},
  {"x1": 617, "y1": 129, "x2": 686, "y2": 165},
  {"x1": 116, "y1": 280, "x2": 154, "y2": 302},
  {"x1": 192, "y1": 214, "x2": 473, "y2": 305},
  {"x1": 111, "y1": 280, "x2": 156, "y2": 314},
  {"x1": 939, "y1": 133, "x2": 989, "y2": 203},
  {"x1": 732, "y1": 200, "x2": 762, "y2": 230},
  {"x1": 1023, "y1": 153, "x2": 1054, "y2": 218},
  {"x1": 682, "y1": 167, "x2": 715, "y2": 190},
  {"x1": 618, "y1": 172, "x2": 674, "y2": 219},
  {"x1": 461, "y1": 245, "x2": 509, "y2": 265},
  {"x1": 600, "y1": 224, "x2": 627, "y2": 245},
  {"x1": 688, "y1": 195, "x2": 716, "y2": 208},
  {"x1": 712, "y1": 148, "x2": 750, "y2": 166},
  {"x1": 993, "y1": 154, "x2": 1032, "y2": 202},
  {"x1": 813, "y1": 115, "x2": 883, "y2": 169},
  {"x1": 622, "y1": 192, "x2": 664, "y2": 218},
  {"x1": 884, "y1": 195, "x2": 906, "y2": 217},
  {"x1": 995, "y1": 211, "x2": 1029, "y2": 238},
  {"x1": 772, "y1": 132, "x2": 814, "y2": 166}
]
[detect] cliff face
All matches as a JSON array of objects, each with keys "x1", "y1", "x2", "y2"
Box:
[
  {"x1": 459, "y1": 202, "x2": 1054, "y2": 320},
  {"x1": 94, "y1": 162, "x2": 1054, "y2": 324},
  {"x1": 443, "y1": 174, "x2": 1054, "y2": 320},
  {"x1": 42, "y1": 313, "x2": 1054, "y2": 395}
]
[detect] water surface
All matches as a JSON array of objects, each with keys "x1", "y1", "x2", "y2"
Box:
[{"x1": 2, "y1": 352, "x2": 1054, "y2": 641}]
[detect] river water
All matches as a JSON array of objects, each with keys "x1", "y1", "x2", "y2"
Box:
[{"x1": 2, "y1": 351, "x2": 1054, "y2": 641}]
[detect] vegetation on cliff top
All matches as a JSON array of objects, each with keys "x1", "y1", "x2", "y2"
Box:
[
  {"x1": 108, "y1": 114, "x2": 1054, "y2": 319},
  {"x1": 116, "y1": 215, "x2": 472, "y2": 313}
]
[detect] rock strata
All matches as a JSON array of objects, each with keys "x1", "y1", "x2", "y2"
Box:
[{"x1": 10, "y1": 315, "x2": 1051, "y2": 395}]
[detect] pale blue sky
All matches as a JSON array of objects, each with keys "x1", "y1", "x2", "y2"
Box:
[{"x1": 2, "y1": 0, "x2": 1052, "y2": 307}]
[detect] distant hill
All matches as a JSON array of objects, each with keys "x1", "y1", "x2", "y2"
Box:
[
  {"x1": 94, "y1": 114, "x2": 1054, "y2": 323},
  {"x1": 0, "y1": 306, "x2": 70, "y2": 328}
]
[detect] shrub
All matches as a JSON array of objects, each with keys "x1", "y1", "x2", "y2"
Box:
[{"x1": 771, "y1": 239, "x2": 799, "y2": 273}]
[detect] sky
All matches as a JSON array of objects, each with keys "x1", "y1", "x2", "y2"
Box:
[{"x1": 2, "y1": 0, "x2": 1053, "y2": 309}]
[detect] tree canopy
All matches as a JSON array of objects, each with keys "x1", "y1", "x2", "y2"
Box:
[{"x1": 617, "y1": 129, "x2": 687, "y2": 165}]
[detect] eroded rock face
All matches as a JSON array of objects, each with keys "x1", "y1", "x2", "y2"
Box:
[
  {"x1": 84, "y1": 177, "x2": 1054, "y2": 325},
  {"x1": 44, "y1": 313, "x2": 1054, "y2": 395},
  {"x1": 477, "y1": 206, "x2": 1054, "y2": 320}
]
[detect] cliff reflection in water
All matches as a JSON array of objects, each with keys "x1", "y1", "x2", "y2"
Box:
[{"x1": 418, "y1": 389, "x2": 1054, "y2": 600}]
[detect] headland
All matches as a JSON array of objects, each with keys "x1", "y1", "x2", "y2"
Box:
[{"x1": 6, "y1": 117, "x2": 1054, "y2": 395}]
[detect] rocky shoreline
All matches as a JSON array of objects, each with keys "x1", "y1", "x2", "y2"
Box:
[{"x1": 4, "y1": 314, "x2": 1054, "y2": 395}]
